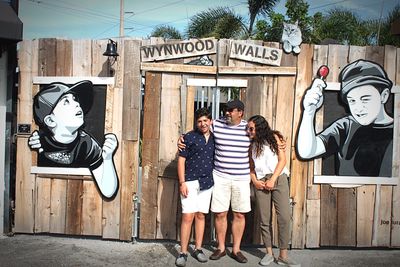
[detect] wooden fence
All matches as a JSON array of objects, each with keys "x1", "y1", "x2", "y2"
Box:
[{"x1": 14, "y1": 38, "x2": 400, "y2": 248}]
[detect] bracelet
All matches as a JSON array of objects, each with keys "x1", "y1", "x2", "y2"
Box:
[{"x1": 179, "y1": 181, "x2": 185, "y2": 185}]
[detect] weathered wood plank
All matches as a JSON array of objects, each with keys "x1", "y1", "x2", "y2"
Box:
[
  {"x1": 357, "y1": 186, "x2": 375, "y2": 246},
  {"x1": 290, "y1": 44, "x2": 314, "y2": 248},
  {"x1": 391, "y1": 47, "x2": 400, "y2": 247},
  {"x1": 305, "y1": 199, "x2": 320, "y2": 248},
  {"x1": 158, "y1": 73, "x2": 181, "y2": 178},
  {"x1": 122, "y1": 39, "x2": 141, "y2": 141},
  {"x1": 141, "y1": 63, "x2": 216, "y2": 74},
  {"x1": 373, "y1": 45, "x2": 397, "y2": 247},
  {"x1": 49, "y1": 179, "x2": 67, "y2": 233},
  {"x1": 156, "y1": 178, "x2": 179, "y2": 239},
  {"x1": 219, "y1": 66, "x2": 296, "y2": 75},
  {"x1": 140, "y1": 72, "x2": 162, "y2": 239},
  {"x1": 65, "y1": 180, "x2": 83, "y2": 235},
  {"x1": 81, "y1": 181, "x2": 102, "y2": 236},
  {"x1": 14, "y1": 40, "x2": 37, "y2": 233},
  {"x1": 34, "y1": 177, "x2": 51, "y2": 233}
]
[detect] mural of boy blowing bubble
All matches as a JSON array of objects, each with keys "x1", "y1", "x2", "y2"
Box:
[
  {"x1": 28, "y1": 80, "x2": 119, "y2": 199},
  {"x1": 297, "y1": 59, "x2": 393, "y2": 177}
]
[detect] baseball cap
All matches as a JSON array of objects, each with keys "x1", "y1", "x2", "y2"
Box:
[
  {"x1": 339, "y1": 59, "x2": 392, "y2": 103},
  {"x1": 33, "y1": 80, "x2": 93, "y2": 127},
  {"x1": 225, "y1": 99, "x2": 244, "y2": 111}
]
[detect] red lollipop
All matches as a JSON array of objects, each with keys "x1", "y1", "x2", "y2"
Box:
[{"x1": 318, "y1": 65, "x2": 329, "y2": 79}]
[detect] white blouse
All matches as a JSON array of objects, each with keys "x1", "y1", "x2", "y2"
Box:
[{"x1": 251, "y1": 143, "x2": 289, "y2": 179}]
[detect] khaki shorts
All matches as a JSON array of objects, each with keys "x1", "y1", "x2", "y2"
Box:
[
  {"x1": 211, "y1": 172, "x2": 251, "y2": 213},
  {"x1": 181, "y1": 180, "x2": 213, "y2": 214}
]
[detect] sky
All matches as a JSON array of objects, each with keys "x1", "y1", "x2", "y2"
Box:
[{"x1": 17, "y1": 0, "x2": 400, "y2": 40}]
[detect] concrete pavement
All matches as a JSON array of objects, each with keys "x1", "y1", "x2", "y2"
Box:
[{"x1": 1, "y1": 234, "x2": 400, "y2": 266}]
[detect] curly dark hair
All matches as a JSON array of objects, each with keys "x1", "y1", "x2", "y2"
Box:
[{"x1": 248, "y1": 115, "x2": 284, "y2": 157}]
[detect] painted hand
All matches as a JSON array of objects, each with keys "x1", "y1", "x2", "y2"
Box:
[
  {"x1": 303, "y1": 78, "x2": 327, "y2": 113},
  {"x1": 28, "y1": 130, "x2": 43, "y2": 153},
  {"x1": 102, "y1": 133, "x2": 118, "y2": 160}
]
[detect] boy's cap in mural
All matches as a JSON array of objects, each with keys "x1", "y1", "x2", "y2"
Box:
[
  {"x1": 339, "y1": 59, "x2": 392, "y2": 103},
  {"x1": 225, "y1": 99, "x2": 245, "y2": 111},
  {"x1": 33, "y1": 80, "x2": 93, "y2": 127}
]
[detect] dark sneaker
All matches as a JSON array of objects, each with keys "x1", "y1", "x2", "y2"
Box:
[
  {"x1": 231, "y1": 251, "x2": 248, "y2": 263},
  {"x1": 192, "y1": 249, "x2": 208, "y2": 263},
  {"x1": 175, "y1": 253, "x2": 188, "y2": 267}
]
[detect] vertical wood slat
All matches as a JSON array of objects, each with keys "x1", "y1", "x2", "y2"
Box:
[
  {"x1": 14, "y1": 40, "x2": 38, "y2": 233},
  {"x1": 74, "y1": 39, "x2": 102, "y2": 236},
  {"x1": 65, "y1": 179, "x2": 83, "y2": 235},
  {"x1": 140, "y1": 72, "x2": 162, "y2": 239},
  {"x1": 156, "y1": 73, "x2": 182, "y2": 238},
  {"x1": 34, "y1": 38, "x2": 57, "y2": 233},
  {"x1": 305, "y1": 45, "x2": 328, "y2": 248},
  {"x1": 156, "y1": 179, "x2": 179, "y2": 239},
  {"x1": 290, "y1": 44, "x2": 314, "y2": 248},
  {"x1": 119, "y1": 39, "x2": 142, "y2": 241},
  {"x1": 391, "y1": 47, "x2": 400, "y2": 247},
  {"x1": 102, "y1": 39, "x2": 124, "y2": 240},
  {"x1": 373, "y1": 45, "x2": 397, "y2": 247}
]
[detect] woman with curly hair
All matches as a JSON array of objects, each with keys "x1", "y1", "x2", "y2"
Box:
[{"x1": 247, "y1": 115, "x2": 298, "y2": 266}]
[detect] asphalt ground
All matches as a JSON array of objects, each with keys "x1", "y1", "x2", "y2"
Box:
[{"x1": 1, "y1": 234, "x2": 400, "y2": 267}]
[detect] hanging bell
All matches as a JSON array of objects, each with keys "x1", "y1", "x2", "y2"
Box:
[{"x1": 103, "y1": 40, "x2": 119, "y2": 57}]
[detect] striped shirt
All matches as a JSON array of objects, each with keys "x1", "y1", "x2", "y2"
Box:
[{"x1": 212, "y1": 118, "x2": 251, "y2": 181}]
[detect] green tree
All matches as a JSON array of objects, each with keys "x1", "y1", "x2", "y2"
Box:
[
  {"x1": 150, "y1": 25, "x2": 182, "y2": 39},
  {"x1": 367, "y1": 4, "x2": 400, "y2": 46},
  {"x1": 247, "y1": 0, "x2": 279, "y2": 37},
  {"x1": 317, "y1": 8, "x2": 368, "y2": 45},
  {"x1": 186, "y1": 7, "x2": 246, "y2": 39}
]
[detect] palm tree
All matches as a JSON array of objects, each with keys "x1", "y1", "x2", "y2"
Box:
[
  {"x1": 186, "y1": 7, "x2": 247, "y2": 39},
  {"x1": 150, "y1": 25, "x2": 182, "y2": 39},
  {"x1": 247, "y1": 0, "x2": 279, "y2": 37}
]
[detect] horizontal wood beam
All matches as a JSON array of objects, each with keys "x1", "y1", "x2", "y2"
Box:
[
  {"x1": 31, "y1": 166, "x2": 91, "y2": 176},
  {"x1": 314, "y1": 175, "x2": 399, "y2": 185},
  {"x1": 141, "y1": 63, "x2": 216, "y2": 74},
  {"x1": 33, "y1": 76, "x2": 115, "y2": 85},
  {"x1": 218, "y1": 66, "x2": 296, "y2": 75}
]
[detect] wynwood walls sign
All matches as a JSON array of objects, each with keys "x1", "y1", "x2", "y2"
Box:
[
  {"x1": 229, "y1": 41, "x2": 282, "y2": 66},
  {"x1": 140, "y1": 38, "x2": 283, "y2": 66},
  {"x1": 141, "y1": 38, "x2": 217, "y2": 62}
]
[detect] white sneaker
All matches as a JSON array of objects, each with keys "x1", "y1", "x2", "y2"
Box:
[
  {"x1": 175, "y1": 253, "x2": 188, "y2": 267},
  {"x1": 275, "y1": 256, "x2": 300, "y2": 267},
  {"x1": 259, "y1": 253, "x2": 274, "y2": 266},
  {"x1": 193, "y1": 249, "x2": 208, "y2": 263}
]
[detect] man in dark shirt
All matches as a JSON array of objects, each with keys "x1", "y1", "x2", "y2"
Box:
[{"x1": 176, "y1": 107, "x2": 214, "y2": 267}]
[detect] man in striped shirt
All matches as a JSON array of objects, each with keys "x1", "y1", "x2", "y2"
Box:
[{"x1": 209, "y1": 99, "x2": 251, "y2": 263}]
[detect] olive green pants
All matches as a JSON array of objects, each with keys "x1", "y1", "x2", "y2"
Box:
[{"x1": 254, "y1": 173, "x2": 290, "y2": 249}]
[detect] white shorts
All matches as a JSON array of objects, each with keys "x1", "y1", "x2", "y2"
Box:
[
  {"x1": 181, "y1": 180, "x2": 213, "y2": 214},
  {"x1": 211, "y1": 172, "x2": 251, "y2": 213}
]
